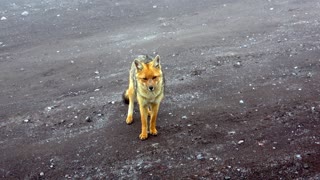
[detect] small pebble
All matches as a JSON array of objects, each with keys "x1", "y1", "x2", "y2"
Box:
[
  {"x1": 196, "y1": 154, "x2": 204, "y2": 160},
  {"x1": 307, "y1": 72, "x2": 312, "y2": 78},
  {"x1": 67, "y1": 123, "x2": 74, "y2": 127},
  {"x1": 21, "y1": 11, "x2": 29, "y2": 16},
  {"x1": 85, "y1": 116, "x2": 92, "y2": 122},
  {"x1": 23, "y1": 119, "x2": 29, "y2": 123},
  {"x1": 239, "y1": 100, "x2": 244, "y2": 104},
  {"x1": 234, "y1": 61, "x2": 242, "y2": 67},
  {"x1": 303, "y1": 163, "x2": 309, "y2": 169},
  {"x1": 182, "y1": 115, "x2": 187, "y2": 119},
  {"x1": 295, "y1": 154, "x2": 302, "y2": 160},
  {"x1": 65, "y1": 174, "x2": 70, "y2": 178},
  {"x1": 238, "y1": 140, "x2": 245, "y2": 144},
  {"x1": 151, "y1": 143, "x2": 159, "y2": 148},
  {"x1": 1, "y1": 17, "x2": 7, "y2": 21},
  {"x1": 39, "y1": 172, "x2": 44, "y2": 176}
]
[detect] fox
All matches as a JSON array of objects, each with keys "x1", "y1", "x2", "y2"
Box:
[{"x1": 123, "y1": 55, "x2": 165, "y2": 140}]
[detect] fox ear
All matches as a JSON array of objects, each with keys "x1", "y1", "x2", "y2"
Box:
[
  {"x1": 134, "y1": 59, "x2": 143, "y2": 71},
  {"x1": 153, "y1": 55, "x2": 160, "y2": 68}
]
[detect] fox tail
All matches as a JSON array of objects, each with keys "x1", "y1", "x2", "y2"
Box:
[{"x1": 122, "y1": 90, "x2": 129, "y2": 104}]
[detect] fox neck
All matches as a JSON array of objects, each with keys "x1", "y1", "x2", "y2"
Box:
[
  {"x1": 136, "y1": 84, "x2": 163, "y2": 104},
  {"x1": 137, "y1": 85, "x2": 160, "y2": 97}
]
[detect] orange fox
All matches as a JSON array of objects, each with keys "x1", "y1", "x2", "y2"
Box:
[{"x1": 123, "y1": 55, "x2": 165, "y2": 140}]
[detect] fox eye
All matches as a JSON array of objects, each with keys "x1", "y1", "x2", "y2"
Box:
[
  {"x1": 142, "y1": 77, "x2": 148, "y2": 81},
  {"x1": 152, "y1": 76, "x2": 157, "y2": 79}
]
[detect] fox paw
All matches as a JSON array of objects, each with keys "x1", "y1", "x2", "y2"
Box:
[
  {"x1": 139, "y1": 133, "x2": 148, "y2": 140},
  {"x1": 149, "y1": 128, "x2": 158, "y2": 136},
  {"x1": 126, "y1": 117, "x2": 133, "y2": 124}
]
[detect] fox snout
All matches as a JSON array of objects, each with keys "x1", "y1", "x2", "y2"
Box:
[
  {"x1": 148, "y1": 86, "x2": 154, "y2": 91},
  {"x1": 147, "y1": 79, "x2": 156, "y2": 92}
]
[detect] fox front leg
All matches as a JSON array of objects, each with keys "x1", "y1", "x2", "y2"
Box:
[
  {"x1": 149, "y1": 103, "x2": 159, "y2": 136},
  {"x1": 138, "y1": 105, "x2": 149, "y2": 140}
]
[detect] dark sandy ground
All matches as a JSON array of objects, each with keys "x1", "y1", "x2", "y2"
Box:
[{"x1": 1, "y1": 0, "x2": 320, "y2": 179}]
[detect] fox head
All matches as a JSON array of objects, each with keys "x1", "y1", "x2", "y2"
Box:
[{"x1": 134, "y1": 55, "x2": 162, "y2": 92}]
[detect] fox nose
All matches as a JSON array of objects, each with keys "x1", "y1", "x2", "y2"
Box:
[{"x1": 148, "y1": 86, "x2": 154, "y2": 91}]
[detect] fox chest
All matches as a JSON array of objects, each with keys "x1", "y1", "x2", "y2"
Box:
[{"x1": 137, "y1": 91, "x2": 163, "y2": 105}]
